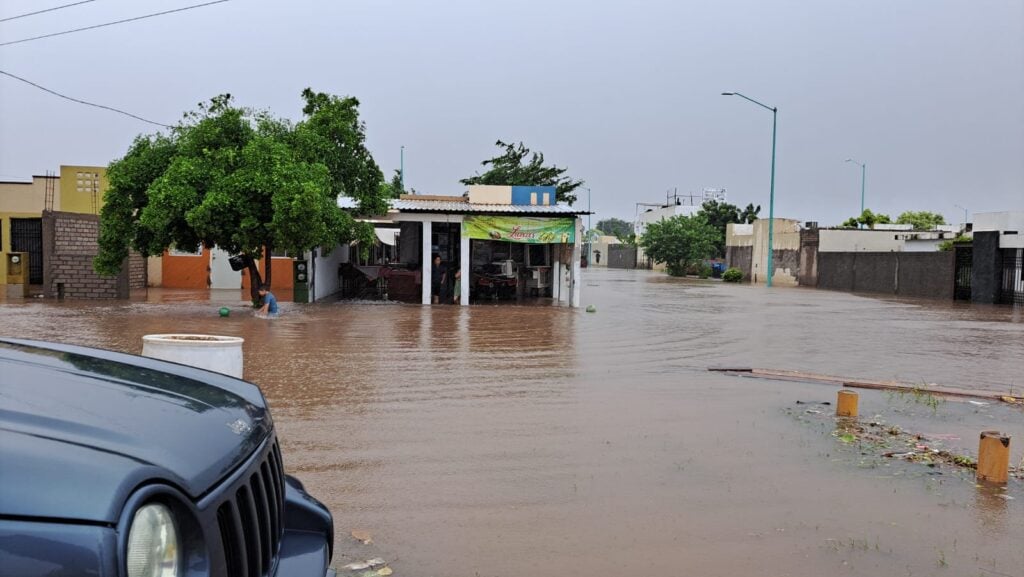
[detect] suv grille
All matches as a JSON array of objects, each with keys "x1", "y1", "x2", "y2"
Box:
[{"x1": 217, "y1": 440, "x2": 286, "y2": 577}]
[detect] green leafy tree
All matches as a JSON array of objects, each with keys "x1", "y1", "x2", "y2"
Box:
[
  {"x1": 697, "y1": 200, "x2": 742, "y2": 258},
  {"x1": 896, "y1": 211, "x2": 946, "y2": 230},
  {"x1": 938, "y1": 234, "x2": 971, "y2": 251},
  {"x1": 380, "y1": 169, "x2": 405, "y2": 198},
  {"x1": 841, "y1": 208, "x2": 892, "y2": 229},
  {"x1": 639, "y1": 214, "x2": 718, "y2": 277},
  {"x1": 96, "y1": 90, "x2": 384, "y2": 302},
  {"x1": 460, "y1": 140, "x2": 584, "y2": 204},
  {"x1": 595, "y1": 217, "x2": 633, "y2": 240},
  {"x1": 739, "y1": 203, "x2": 761, "y2": 223}
]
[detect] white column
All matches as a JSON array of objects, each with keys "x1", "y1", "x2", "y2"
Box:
[
  {"x1": 421, "y1": 220, "x2": 432, "y2": 305},
  {"x1": 571, "y1": 219, "x2": 582, "y2": 308},
  {"x1": 552, "y1": 248, "x2": 561, "y2": 302},
  {"x1": 459, "y1": 225, "x2": 470, "y2": 306}
]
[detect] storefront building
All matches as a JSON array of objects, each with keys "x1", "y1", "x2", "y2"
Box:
[{"x1": 345, "y1": 185, "x2": 588, "y2": 307}]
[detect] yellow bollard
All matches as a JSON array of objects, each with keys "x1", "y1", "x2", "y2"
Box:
[
  {"x1": 836, "y1": 390, "x2": 858, "y2": 417},
  {"x1": 977, "y1": 431, "x2": 1011, "y2": 484}
]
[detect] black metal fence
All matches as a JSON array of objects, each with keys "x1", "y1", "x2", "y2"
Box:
[
  {"x1": 10, "y1": 218, "x2": 43, "y2": 284},
  {"x1": 953, "y1": 244, "x2": 972, "y2": 300},
  {"x1": 1001, "y1": 248, "x2": 1024, "y2": 306}
]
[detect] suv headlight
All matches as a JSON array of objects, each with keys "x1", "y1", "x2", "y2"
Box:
[{"x1": 126, "y1": 503, "x2": 180, "y2": 577}]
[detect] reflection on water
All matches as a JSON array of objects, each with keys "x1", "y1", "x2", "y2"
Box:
[{"x1": 2, "y1": 271, "x2": 1022, "y2": 577}]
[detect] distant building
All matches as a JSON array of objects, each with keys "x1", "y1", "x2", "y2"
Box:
[{"x1": 972, "y1": 211, "x2": 1024, "y2": 250}]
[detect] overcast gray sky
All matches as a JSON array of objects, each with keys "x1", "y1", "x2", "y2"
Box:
[{"x1": 1, "y1": 0, "x2": 1021, "y2": 225}]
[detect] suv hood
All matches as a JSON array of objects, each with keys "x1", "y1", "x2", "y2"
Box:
[{"x1": 0, "y1": 339, "x2": 272, "y2": 523}]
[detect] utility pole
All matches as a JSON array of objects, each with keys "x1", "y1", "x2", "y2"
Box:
[{"x1": 400, "y1": 145, "x2": 405, "y2": 193}]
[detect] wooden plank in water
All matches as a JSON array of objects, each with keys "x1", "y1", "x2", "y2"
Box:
[{"x1": 710, "y1": 367, "x2": 1018, "y2": 404}]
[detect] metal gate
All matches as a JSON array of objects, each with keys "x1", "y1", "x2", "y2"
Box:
[
  {"x1": 953, "y1": 244, "x2": 972, "y2": 300},
  {"x1": 10, "y1": 218, "x2": 43, "y2": 284},
  {"x1": 1001, "y1": 248, "x2": 1023, "y2": 306}
]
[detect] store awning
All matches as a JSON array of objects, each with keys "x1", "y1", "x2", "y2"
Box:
[{"x1": 375, "y1": 228, "x2": 399, "y2": 246}]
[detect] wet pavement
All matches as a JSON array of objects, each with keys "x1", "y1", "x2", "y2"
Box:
[{"x1": 2, "y1": 269, "x2": 1022, "y2": 576}]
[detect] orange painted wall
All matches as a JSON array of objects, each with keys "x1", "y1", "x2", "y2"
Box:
[
  {"x1": 161, "y1": 249, "x2": 210, "y2": 289},
  {"x1": 240, "y1": 257, "x2": 294, "y2": 302}
]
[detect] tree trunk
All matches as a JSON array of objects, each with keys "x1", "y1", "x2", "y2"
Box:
[
  {"x1": 246, "y1": 258, "x2": 262, "y2": 304},
  {"x1": 264, "y1": 243, "x2": 273, "y2": 289}
]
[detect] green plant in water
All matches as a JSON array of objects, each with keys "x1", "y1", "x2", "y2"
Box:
[{"x1": 722, "y1": 267, "x2": 743, "y2": 283}]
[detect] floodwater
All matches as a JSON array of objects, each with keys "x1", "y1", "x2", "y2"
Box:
[{"x1": 2, "y1": 268, "x2": 1023, "y2": 577}]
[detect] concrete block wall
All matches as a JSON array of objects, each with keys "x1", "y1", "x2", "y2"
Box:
[
  {"x1": 725, "y1": 245, "x2": 753, "y2": 281},
  {"x1": 129, "y1": 252, "x2": 147, "y2": 290},
  {"x1": 42, "y1": 211, "x2": 144, "y2": 299},
  {"x1": 798, "y1": 227, "x2": 819, "y2": 287},
  {"x1": 817, "y1": 251, "x2": 953, "y2": 299}
]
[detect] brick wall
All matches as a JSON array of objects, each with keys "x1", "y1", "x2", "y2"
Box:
[{"x1": 42, "y1": 211, "x2": 145, "y2": 299}]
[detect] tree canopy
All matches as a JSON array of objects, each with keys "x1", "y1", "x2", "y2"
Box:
[
  {"x1": 96, "y1": 90, "x2": 384, "y2": 300},
  {"x1": 595, "y1": 217, "x2": 633, "y2": 240},
  {"x1": 841, "y1": 209, "x2": 892, "y2": 229},
  {"x1": 460, "y1": 140, "x2": 584, "y2": 204},
  {"x1": 696, "y1": 200, "x2": 760, "y2": 257},
  {"x1": 896, "y1": 211, "x2": 946, "y2": 230},
  {"x1": 379, "y1": 169, "x2": 405, "y2": 199},
  {"x1": 639, "y1": 214, "x2": 718, "y2": 276}
]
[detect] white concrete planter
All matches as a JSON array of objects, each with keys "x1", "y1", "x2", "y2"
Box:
[{"x1": 142, "y1": 334, "x2": 244, "y2": 379}]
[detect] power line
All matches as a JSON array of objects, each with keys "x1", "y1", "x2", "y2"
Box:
[
  {"x1": 0, "y1": 0, "x2": 231, "y2": 47},
  {"x1": 0, "y1": 1, "x2": 101, "y2": 23},
  {"x1": 0, "y1": 69, "x2": 172, "y2": 127}
]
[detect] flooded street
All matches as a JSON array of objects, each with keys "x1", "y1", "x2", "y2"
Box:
[{"x1": 3, "y1": 268, "x2": 1023, "y2": 576}]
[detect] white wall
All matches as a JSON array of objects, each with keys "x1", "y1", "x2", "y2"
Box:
[
  {"x1": 973, "y1": 211, "x2": 1024, "y2": 233},
  {"x1": 819, "y1": 229, "x2": 905, "y2": 252},
  {"x1": 312, "y1": 244, "x2": 350, "y2": 302},
  {"x1": 634, "y1": 204, "x2": 700, "y2": 236}
]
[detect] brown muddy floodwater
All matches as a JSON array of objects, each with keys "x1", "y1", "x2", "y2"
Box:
[{"x1": 3, "y1": 268, "x2": 1023, "y2": 577}]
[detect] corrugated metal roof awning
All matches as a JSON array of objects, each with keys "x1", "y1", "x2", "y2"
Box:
[
  {"x1": 392, "y1": 199, "x2": 587, "y2": 215},
  {"x1": 337, "y1": 196, "x2": 590, "y2": 215}
]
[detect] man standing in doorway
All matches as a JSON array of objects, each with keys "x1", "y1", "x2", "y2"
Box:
[{"x1": 431, "y1": 254, "x2": 447, "y2": 304}]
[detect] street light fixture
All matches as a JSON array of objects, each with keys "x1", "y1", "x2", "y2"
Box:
[
  {"x1": 722, "y1": 92, "x2": 777, "y2": 287},
  {"x1": 954, "y1": 204, "x2": 969, "y2": 227},
  {"x1": 845, "y1": 158, "x2": 866, "y2": 226}
]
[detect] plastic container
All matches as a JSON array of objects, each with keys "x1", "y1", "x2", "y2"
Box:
[{"x1": 142, "y1": 334, "x2": 244, "y2": 379}]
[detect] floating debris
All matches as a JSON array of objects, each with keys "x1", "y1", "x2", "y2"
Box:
[{"x1": 351, "y1": 530, "x2": 373, "y2": 544}]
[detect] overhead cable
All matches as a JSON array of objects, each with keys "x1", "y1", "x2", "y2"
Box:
[
  {"x1": 0, "y1": 0, "x2": 101, "y2": 23},
  {"x1": 0, "y1": 0, "x2": 231, "y2": 47},
  {"x1": 0, "y1": 69, "x2": 172, "y2": 127}
]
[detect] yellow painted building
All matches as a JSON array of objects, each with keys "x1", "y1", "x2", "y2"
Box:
[
  {"x1": 59, "y1": 165, "x2": 108, "y2": 215},
  {"x1": 0, "y1": 165, "x2": 106, "y2": 285}
]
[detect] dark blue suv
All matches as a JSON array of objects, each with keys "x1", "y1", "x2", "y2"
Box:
[{"x1": 0, "y1": 339, "x2": 336, "y2": 577}]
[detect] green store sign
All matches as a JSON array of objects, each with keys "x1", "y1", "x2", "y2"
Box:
[{"x1": 462, "y1": 216, "x2": 576, "y2": 244}]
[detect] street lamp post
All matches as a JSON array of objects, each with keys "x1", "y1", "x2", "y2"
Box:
[
  {"x1": 845, "y1": 158, "x2": 866, "y2": 226},
  {"x1": 722, "y1": 92, "x2": 777, "y2": 287},
  {"x1": 585, "y1": 187, "x2": 592, "y2": 266},
  {"x1": 954, "y1": 204, "x2": 969, "y2": 228},
  {"x1": 400, "y1": 145, "x2": 405, "y2": 192}
]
